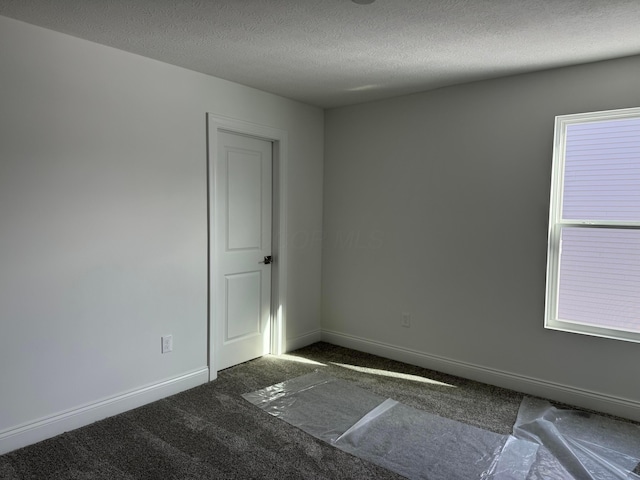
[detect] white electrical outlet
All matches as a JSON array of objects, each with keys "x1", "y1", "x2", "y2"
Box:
[
  {"x1": 161, "y1": 335, "x2": 173, "y2": 354},
  {"x1": 401, "y1": 312, "x2": 411, "y2": 328}
]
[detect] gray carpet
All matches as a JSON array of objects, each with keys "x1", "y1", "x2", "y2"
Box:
[{"x1": 0, "y1": 342, "x2": 538, "y2": 479}]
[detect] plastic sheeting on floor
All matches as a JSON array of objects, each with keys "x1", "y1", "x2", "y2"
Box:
[
  {"x1": 242, "y1": 371, "x2": 532, "y2": 479},
  {"x1": 243, "y1": 371, "x2": 640, "y2": 479},
  {"x1": 512, "y1": 396, "x2": 640, "y2": 480}
]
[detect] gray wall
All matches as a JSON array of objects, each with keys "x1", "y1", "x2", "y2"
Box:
[
  {"x1": 323, "y1": 55, "x2": 640, "y2": 417},
  {"x1": 0, "y1": 14, "x2": 323, "y2": 445}
]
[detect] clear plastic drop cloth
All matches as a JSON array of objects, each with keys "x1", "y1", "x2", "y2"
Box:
[
  {"x1": 243, "y1": 371, "x2": 534, "y2": 479},
  {"x1": 242, "y1": 371, "x2": 388, "y2": 444},
  {"x1": 243, "y1": 372, "x2": 640, "y2": 479},
  {"x1": 332, "y1": 398, "x2": 527, "y2": 480},
  {"x1": 512, "y1": 396, "x2": 640, "y2": 480}
]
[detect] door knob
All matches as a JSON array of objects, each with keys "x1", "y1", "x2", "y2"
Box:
[{"x1": 260, "y1": 255, "x2": 273, "y2": 265}]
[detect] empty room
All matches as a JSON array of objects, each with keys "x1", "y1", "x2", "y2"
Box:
[{"x1": 1, "y1": 1, "x2": 640, "y2": 478}]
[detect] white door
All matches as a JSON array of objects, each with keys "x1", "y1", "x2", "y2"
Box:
[{"x1": 214, "y1": 131, "x2": 272, "y2": 371}]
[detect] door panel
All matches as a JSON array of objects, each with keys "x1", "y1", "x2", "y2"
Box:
[
  {"x1": 227, "y1": 150, "x2": 263, "y2": 250},
  {"x1": 215, "y1": 131, "x2": 272, "y2": 370},
  {"x1": 225, "y1": 271, "x2": 261, "y2": 340}
]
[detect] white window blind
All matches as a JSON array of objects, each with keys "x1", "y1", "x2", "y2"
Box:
[
  {"x1": 546, "y1": 107, "x2": 640, "y2": 343},
  {"x1": 557, "y1": 227, "x2": 640, "y2": 333},
  {"x1": 563, "y1": 117, "x2": 640, "y2": 222}
]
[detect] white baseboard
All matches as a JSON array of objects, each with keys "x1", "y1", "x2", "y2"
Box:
[
  {"x1": 286, "y1": 329, "x2": 322, "y2": 352},
  {"x1": 321, "y1": 330, "x2": 640, "y2": 422},
  {"x1": 0, "y1": 367, "x2": 209, "y2": 455}
]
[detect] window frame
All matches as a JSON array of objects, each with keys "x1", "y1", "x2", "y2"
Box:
[{"x1": 545, "y1": 106, "x2": 640, "y2": 343}]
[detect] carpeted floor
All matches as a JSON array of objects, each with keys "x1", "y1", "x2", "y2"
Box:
[{"x1": 0, "y1": 342, "x2": 533, "y2": 479}]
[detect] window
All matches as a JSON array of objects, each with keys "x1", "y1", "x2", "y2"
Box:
[{"x1": 545, "y1": 107, "x2": 640, "y2": 343}]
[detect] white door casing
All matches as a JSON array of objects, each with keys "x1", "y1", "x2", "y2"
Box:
[{"x1": 207, "y1": 114, "x2": 288, "y2": 380}]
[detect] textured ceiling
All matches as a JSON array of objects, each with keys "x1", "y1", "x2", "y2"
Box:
[{"x1": 1, "y1": 0, "x2": 640, "y2": 108}]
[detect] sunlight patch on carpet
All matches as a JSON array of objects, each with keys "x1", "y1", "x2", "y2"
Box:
[
  {"x1": 270, "y1": 354, "x2": 327, "y2": 366},
  {"x1": 331, "y1": 363, "x2": 456, "y2": 387}
]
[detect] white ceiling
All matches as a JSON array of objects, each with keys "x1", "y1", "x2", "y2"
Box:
[{"x1": 2, "y1": 0, "x2": 640, "y2": 108}]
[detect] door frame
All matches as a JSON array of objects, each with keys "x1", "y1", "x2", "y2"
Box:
[{"x1": 207, "y1": 113, "x2": 288, "y2": 381}]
